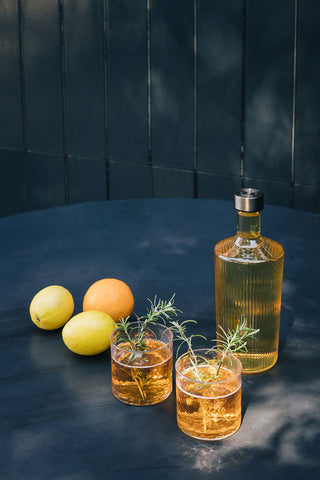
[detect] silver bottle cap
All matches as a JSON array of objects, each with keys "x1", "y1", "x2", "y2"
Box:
[{"x1": 234, "y1": 188, "x2": 264, "y2": 212}]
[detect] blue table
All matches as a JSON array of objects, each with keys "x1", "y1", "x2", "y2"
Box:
[{"x1": 1, "y1": 199, "x2": 319, "y2": 479}]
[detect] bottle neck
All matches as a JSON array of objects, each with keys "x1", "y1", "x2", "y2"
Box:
[{"x1": 237, "y1": 211, "x2": 261, "y2": 239}]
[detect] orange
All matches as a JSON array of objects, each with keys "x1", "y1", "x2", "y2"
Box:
[{"x1": 83, "y1": 278, "x2": 134, "y2": 322}]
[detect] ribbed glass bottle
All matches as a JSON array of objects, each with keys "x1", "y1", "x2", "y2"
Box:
[{"x1": 214, "y1": 188, "x2": 284, "y2": 373}]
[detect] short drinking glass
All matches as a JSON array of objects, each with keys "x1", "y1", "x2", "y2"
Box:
[
  {"x1": 111, "y1": 322, "x2": 173, "y2": 406},
  {"x1": 175, "y1": 349, "x2": 242, "y2": 440}
]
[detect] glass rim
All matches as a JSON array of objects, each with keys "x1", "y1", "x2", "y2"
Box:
[
  {"x1": 111, "y1": 321, "x2": 173, "y2": 353},
  {"x1": 175, "y1": 348, "x2": 242, "y2": 386}
]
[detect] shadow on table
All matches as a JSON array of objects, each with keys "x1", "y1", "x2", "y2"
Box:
[
  {"x1": 278, "y1": 304, "x2": 295, "y2": 354},
  {"x1": 176, "y1": 415, "x2": 320, "y2": 479},
  {"x1": 241, "y1": 305, "x2": 295, "y2": 418}
]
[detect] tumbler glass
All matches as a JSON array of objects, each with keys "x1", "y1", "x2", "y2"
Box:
[
  {"x1": 111, "y1": 322, "x2": 173, "y2": 406},
  {"x1": 176, "y1": 349, "x2": 242, "y2": 440}
]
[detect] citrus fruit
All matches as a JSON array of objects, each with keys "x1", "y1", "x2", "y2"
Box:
[
  {"x1": 83, "y1": 278, "x2": 134, "y2": 322},
  {"x1": 62, "y1": 311, "x2": 115, "y2": 355},
  {"x1": 30, "y1": 285, "x2": 74, "y2": 330}
]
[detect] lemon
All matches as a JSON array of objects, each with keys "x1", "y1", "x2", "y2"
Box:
[
  {"x1": 30, "y1": 285, "x2": 74, "y2": 330},
  {"x1": 62, "y1": 311, "x2": 115, "y2": 355}
]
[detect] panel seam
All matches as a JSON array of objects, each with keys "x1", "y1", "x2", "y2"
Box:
[
  {"x1": 18, "y1": 0, "x2": 30, "y2": 211},
  {"x1": 59, "y1": 0, "x2": 69, "y2": 205},
  {"x1": 240, "y1": 0, "x2": 247, "y2": 187},
  {"x1": 147, "y1": 0, "x2": 153, "y2": 197},
  {"x1": 290, "y1": 0, "x2": 299, "y2": 208},
  {"x1": 104, "y1": 0, "x2": 110, "y2": 200},
  {"x1": 193, "y1": 0, "x2": 198, "y2": 198}
]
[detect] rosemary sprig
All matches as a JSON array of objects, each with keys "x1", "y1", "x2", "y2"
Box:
[
  {"x1": 115, "y1": 294, "x2": 180, "y2": 360},
  {"x1": 169, "y1": 319, "x2": 207, "y2": 382},
  {"x1": 170, "y1": 317, "x2": 259, "y2": 381},
  {"x1": 214, "y1": 317, "x2": 260, "y2": 376}
]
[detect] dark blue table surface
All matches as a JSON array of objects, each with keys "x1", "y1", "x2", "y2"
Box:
[{"x1": 0, "y1": 198, "x2": 319, "y2": 480}]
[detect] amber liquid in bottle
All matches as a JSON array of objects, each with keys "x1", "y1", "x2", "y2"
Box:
[{"x1": 215, "y1": 210, "x2": 284, "y2": 373}]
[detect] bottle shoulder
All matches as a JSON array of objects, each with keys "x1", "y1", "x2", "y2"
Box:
[{"x1": 214, "y1": 235, "x2": 284, "y2": 262}]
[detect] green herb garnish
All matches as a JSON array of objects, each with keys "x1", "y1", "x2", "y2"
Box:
[
  {"x1": 214, "y1": 317, "x2": 259, "y2": 376},
  {"x1": 114, "y1": 295, "x2": 259, "y2": 383},
  {"x1": 115, "y1": 295, "x2": 180, "y2": 361},
  {"x1": 170, "y1": 317, "x2": 259, "y2": 381}
]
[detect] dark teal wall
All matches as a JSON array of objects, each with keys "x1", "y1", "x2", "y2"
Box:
[{"x1": 1, "y1": 0, "x2": 319, "y2": 217}]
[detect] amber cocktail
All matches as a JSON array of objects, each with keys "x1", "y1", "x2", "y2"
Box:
[
  {"x1": 176, "y1": 349, "x2": 242, "y2": 440},
  {"x1": 111, "y1": 323, "x2": 173, "y2": 406}
]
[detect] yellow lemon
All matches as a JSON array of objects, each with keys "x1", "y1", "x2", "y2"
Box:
[
  {"x1": 62, "y1": 311, "x2": 115, "y2": 355},
  {"x1": 30, "y1": 285, "x2": 74, "y2": 330}
]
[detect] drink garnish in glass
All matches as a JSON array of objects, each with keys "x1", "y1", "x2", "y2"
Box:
[
  {"x1": 171, "y1": 319, "x2": 259, "y2": 440},
  {"x1": 110, "y1": 296, "x2": 178, "y2": 406}
]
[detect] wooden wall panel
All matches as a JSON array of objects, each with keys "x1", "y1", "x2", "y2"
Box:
[
  {"x1": 68, "y1": 158, "x2": 107, "y2": 204},
  {"x1": 22, "y1": 0, "x2": 63, "y2": 153},
  {"x1": 198, "y1": 172, "x2": 241, "y2": 200},
  {"x1": 153, "y1": 167, "x2": 194, "y2": 197},
  {"x1": 0, "y1": 149, "x2": 26, "y2": 216},
  {"x1": 109, "y1": 163, "x2": 149, "y2": 199},
  {"x1": 197, "y1": 0, "x2": 243, "y2": 176},
  {"x1": 28, "y1": 153, "x2": 65, "y2": 210},
  {"x1": 107, "y1": 0, "x2": 148, "y2": 164},
  {"x1": 151, "y1": 0, "x2": 194, "y2": 170},
  {"x1": 245, "y1": 0, "x2": 295, "y2": 183},
  {"x1": 0, "y1": 1, "x2": 23, "y2": 148},
  {"x1": 64, "y1": 0, "x2": 106, "y2": 158},
  {"x1": 0, "y1": 1, "x2": 319, "y2": 216},
  {"x1": 295, "y1": 0, "x2": 320, "y2": 187}
]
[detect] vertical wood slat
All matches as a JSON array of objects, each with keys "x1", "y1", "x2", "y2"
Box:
[
  {"x1": 107, "y1": 0, "x2": 149, "y2": 165},
  {"x1": 0, "y1": 1, "x2": 23, "y2": 148},
  {"x1": 151, "y1": 0, "x2": 194, "y2": 170},
  {"x1": 244, "y1": 0, "x2": 295, "y2": 183},
  {"x1": 295, "y1": 0, "x2": 320, "y2": 186},
  {"x1": 28, "y1": 152, "x2": 65, "y2": 211},
  {"x1": 196, "y1": 0, "x2": 243, "y2": 200},
  {"x1": 109, "y1": 162, "x2": 149, "y2": 200},
  {"x1": 197, "y1": 0, "x2": 243, "y2": 176},
  {"x1": 63, "y1": 0, "x2": 105, "y2": 159},
  {"x1": 68, "y1": 157, "x2": 106, "y2": 204},
  {"x1": 294, "y1": 0, "x2": 320, "y2": 212},
  {"x1": 22, "y1": 0, "x2": 63, "y2": 153},
  {"x1": 59, "y1": 0, "x2": 69, "y2": 205},
  {"x1": 0, "y1": 149, "x2": 26, "y2": 216}
]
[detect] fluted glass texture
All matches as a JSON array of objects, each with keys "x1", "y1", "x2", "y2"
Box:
[{"x1": 214, "y1": 212, "x2": 284, "y2": 373}]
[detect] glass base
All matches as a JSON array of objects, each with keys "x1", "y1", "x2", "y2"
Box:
[
  {"x1": 238, "y1": 351, "x2": 278, "y2": 374},
  {"x1": 177, "y1": 422, "x2": 241, "y2": 441},
  {"x1": 112, "y1": 388, "x2": 172, "y2": 406}
]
